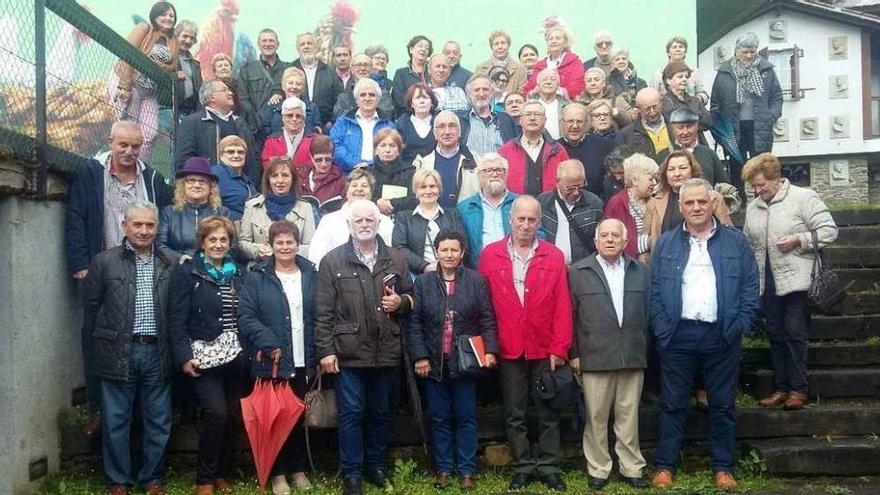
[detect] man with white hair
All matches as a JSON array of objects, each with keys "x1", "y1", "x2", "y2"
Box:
[
  {"x1": 569, "y1": 218, "x2": 651, "y2": 490},
  {"x1": 457, "y1": 152, "x2": 519, "y2": 266},
  {"x1": 413, "y1": 110, "x2": 480, "y2": 207},
  {"x1": 427, "y1": 53, "x2": 471, "y2": 114},
  {"x1": 537, "y1": 159, "x2": 604, "y2": 264},
  {"x1": 532, "y1": 67, "x2": 566, "y2": 139},
  {"x1": 459, "y1": 74, "x2": 519, "y2": 158},
  {"x1": 292, "y1": 32, "x2": 344, "y2": 125},
  {"x1": 174, "y1": 20, "x2": 202, "y2": 116},
  {"x1": 333, "y1": 53, "x2": 395, "y2": 119},
  {"x1": 329, "y1": 78, "x2": 396, "y2": 172},
  {"x1": 315, "y1": 198, "x2": 414, "y2": 495},
  {"x1": 583, "y1": 31, "x2": 615, "y2": 77}
]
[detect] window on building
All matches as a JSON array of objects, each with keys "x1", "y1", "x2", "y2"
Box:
[
  {"x1": 782, "y1": 162, "x2": 811, "y2": 187},
  {"x1": 760, "y1": 46, "x2": 804, "y2": 101},
  {"x1": 865, "y1": 33, "x2": 880, "y2": 139}
]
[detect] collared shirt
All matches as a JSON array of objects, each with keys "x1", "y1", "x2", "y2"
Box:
[
  {"x1": 480, "y1": 192, "x2": 507, "y2": 249},
  {"x1": 103, "y1": 156, "x2": 145, "y2": 250},
  {"x1": 596, "y1": 253, "x2": 626, "y2": 326},
  {"x1": 336, "y1": 67, "x2": 351, "y2": 88},
  {"x1": 125, "y1": 239, "x2": 157, "y2": 336},
  {"x1": 284, "y1": 129, "x2": 304, "y2": 158},
  {"x1": 302, "y1": 63, "x2": 318, "y2": 100},
  {"x1": 507, "y1": 236, "x2": 538, "y2": 304},
  {"x1": 277, "y1": 270, "x2": 305, "y2": 367},
  {"x1": 553, "y1": 193, "x2": 575, "y2": 264},
  {"x1": 206, "y1": 106, "x2": 234, "y2": 122},
  {"x1": 681, "y1": 219, "x2": 719, "y2": 322},
  {"x1": 466, "y1": 109, "x2": 502, "y2": 158},
  {"x1": 521, "y1": 136, "x2": 544, "y2": 162},
  {"x1": 414, "y1": 205, "x2": 443, "y2": 265},
  {"x1": 432, "y1": 84, "x2": 470, "y2": 114},
  {"x1": 356, "y1": 110, "x2": 379, "y2": 161},
  {"x1": 539, "y1": 98, "x2": 560, "y2": 140},
  {"x1": 353, "y1": 240, "x2": 379, "y2": 271},
  {"x1": 179, "y1": 51, "x2": 195, "y2": 98}
]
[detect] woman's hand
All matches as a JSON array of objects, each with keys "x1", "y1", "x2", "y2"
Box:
[
  {"x1": 176, "y1": 70, "x2": 187, "y2": 80},
  {"x1": 182, "y1": 359, "x2": 201, "y2": 378},
  {"x1": 377, "y1": 199, "x2": 394, "y2": 215},
  {"x1": 268, "y1": 348, "x2": 282, "y2": 364},
  {"x1": 776, "y1": 235, "x2": 801, "y2": 253},
  {"x1": 414, "y1": 359, "x2": 431, "y2": 377},
  {"x1": 258, "y1": 244, "x2": 273, "y2": 257},
  {"x1": 178, "y1": 254, "x2": 192, "y2": 265},
  {"x1": 485, "y1": 353, "x2": 497, "y2": 369}
]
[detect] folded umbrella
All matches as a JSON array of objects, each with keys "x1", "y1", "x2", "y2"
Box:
[{"x1": 709, "y1": 112, "x2": 744, "y2": 165}]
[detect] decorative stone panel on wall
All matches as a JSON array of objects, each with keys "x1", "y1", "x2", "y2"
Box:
[{"x1": 810, "y1": 157, "x2": 869, "y2": 204}]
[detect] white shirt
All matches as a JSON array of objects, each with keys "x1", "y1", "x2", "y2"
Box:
[
  {"x1": 521, "y1": 136, "x2": 543, "y2": 162},
  {"x1": 539, "y1": 98, "x2": 560, "y2": 140},
  {"x1": 276, "y1": 270, "x2": 305, "y2": 367},
  {"x1": 307, "y1": 202, "x2": 394, "y2": 268},
  {"x1": 507, "y1": 236, "x2": 538, "y2": 304},
  {"x1": 553, "y1": 194, "x2": 574, "y2": 264},
  {"x1": 414, "y1": 205, "x2": 442, "y2": 266},
  {"x1": 356, "y1": 110, "x2": 379, "y2": 161},
  {"x1": 303, "y1": 64, "x2": 318, "y2": 101},
  {"x1": 410, "y1": 114, "x2": 432, "y2": 138},
  {"x1": 681, "y1": 221, "x2": 719, "y2": 322},
  {"x1": 596, "y1": 254, "x2": 626, "y2": 326}
]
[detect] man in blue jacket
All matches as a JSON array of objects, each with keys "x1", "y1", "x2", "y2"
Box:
[
  {"x1": 649, "y1": 178, "x2": 758, "y2": 492},
  {"x1": 65, "y1": 121, "x2": 171, "y2": 436},
  {"x1": 457, "y1": 152, "x2": 518, "y2": 267}
]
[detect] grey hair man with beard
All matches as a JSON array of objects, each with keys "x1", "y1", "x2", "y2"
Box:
[{"x1": 457, "y1": 152, "x2": 519, "y2": 266}]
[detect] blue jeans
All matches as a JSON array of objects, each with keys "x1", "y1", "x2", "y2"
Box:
[
  {"x1": 423, "y1": 370, "x2": 478, "y2": 475},
  {"x1": 655, "y1": 320, "x2": 740, "y2": 474},
  {"x1": 81, "y1": 323, "x2": 100, "y2": 413},
  {"x1": 335, "y1": 367, "x2": 394, "y2": 479},
  {"x1": 100, "y1": 342, "x2": 172, "y2": 488}
]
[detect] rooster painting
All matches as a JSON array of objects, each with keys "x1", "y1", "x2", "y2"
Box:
[
  {"x1": 314, "y1": 1, "x2": 359, "y2": 65},
  {"x1": 194, "y1": 0, "x2": 240, "y2": 81}
]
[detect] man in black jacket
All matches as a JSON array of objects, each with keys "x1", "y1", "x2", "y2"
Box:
[
  {"x1": 537, "y1": 159, "x2": 604, "y2": 265},
  {"x1": 292, "y1": 32, "x2": 343, "y2": 127},
  {"x1": 569, "y1": 218, "x2": 651, "y2": 490},
  {"x1": 174, "y1": 20, "x2": 202, "y2": 117},
  {"x1": 236, "y1": 28, "x2": 289, "y2": 130},
  {"x1": 82, "y1": 200, "x2": 174, "y2": 495},
  {"x1": 315, "y1": 199, "x2": 414, "y2": 495},
  {"x1": 621, "y1": 88, "x2": 672, "y2": 160}
]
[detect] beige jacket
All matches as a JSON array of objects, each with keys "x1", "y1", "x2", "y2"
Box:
[
  {"x1": 475, "y1": 58, "x2": 522, "y2": 93},
  {"x1": 115, "y1": 23, "x2": 179, "y2": 91},
  {"x1": 239, "y1": 195, "x2": 317, "y2": 260},
  {"x1": 743, "y1": 179, "x2": 837, "y2": 296}
]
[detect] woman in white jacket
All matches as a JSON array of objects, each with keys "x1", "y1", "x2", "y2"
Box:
[{"x1": 742, "y1": 153, "x2": 838, "y2": 410}]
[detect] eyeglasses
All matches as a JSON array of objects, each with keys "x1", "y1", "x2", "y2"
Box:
[
  {"x1": 312, "y1": 156, "x2": 332, "y2": 163},
  {"x1": 223, "y1": 149, "x2": 246, "y2": 156},
  {"x1": 352, "y1": 62, "x2": 372, "y2": 68},
  {"x1": 282, "y1": 113, "x2": 305, "y2": 120},
  {"x1": 596, "y1": 41, "x2": 612, "y2": 47},
  {"x1": 563, "y1": 118, "x2": 586, "y2": 125},
  {"x1": 591, "y1": 112, "x2": 612, "y2": 119},
  {"x1": 212, "y1": 87, "x2": 231, "y2": 94},
  {"x1": 562, "y1": 182, "x2": 585, "y2": 192},
  {"x1": 479, "y1": 167, "x2": 506, "y2": 175},
  {"x1": 184, "y1": 177, "x2": 210, "y2": 185}
]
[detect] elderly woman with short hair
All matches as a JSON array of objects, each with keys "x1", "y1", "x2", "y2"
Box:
[
  {"x1": 365, "y1": 45, "x2": 391, "y2": 90},
  {"x1": 587, "y1": 99, "x2": 622, "y2": 143},
  {"x1": 577, "y1": 67, "x2": 634, "y2": 127},
  {"x1": 742, "y1": 153, "x2": 837, "y2": 411},
  {"x1": 329, "y1": 78, "x2": 396, "y2": 172},
  {"x1": 522, "y1": 26, "x2": 585, "y2": 100},
  {"x1": 393, "y1": 168, "x2": 467, "y2": 275},
  {"x1": 261, "y1": 96, "x2": 315, "y2": 169},
  {"x1": 159, "y1": 157, "x2": 229, "y2": 263},
  {"x1": 607, "y1": 49, "x2": 647, "y2": 108},
  {"x1": 259, "y1": 67, "x2": 322, "y2": 141},
  {"x1": 239, "y1": 157, "x2": 316, "y2": 261},
  {"x1": 475, "y1": 30, "x2": 522, "y2": 91},
  {"x1": 603, "y1": 153, "x2": 657, "y2": 260},
  {"x1": 211, "y1": 135, "x2": 258, "y2": 222},
  {"x1": 710, "y1": 31, "x2": 783, "y2": 195}
]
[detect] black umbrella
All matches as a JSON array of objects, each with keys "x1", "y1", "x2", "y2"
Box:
[
  {"x1": 709, "y1": 112, "x2": 745, "y2": 165},
  {"x1": 399, "y1": 320, "x2": 429, "y2": 455}
]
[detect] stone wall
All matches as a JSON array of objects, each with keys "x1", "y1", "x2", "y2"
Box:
[
  {"x1": 809, "y1": 156, "x2": 870, "y2": 205},
  {"x1": 0, "y1": 196, "x2": 83, "y2": 494}
]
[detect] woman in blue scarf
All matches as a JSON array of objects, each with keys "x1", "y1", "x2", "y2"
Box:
[
  {"x1": 168, "y1": 215, "x2": 247, "y2": 494},
  {"x1": 239, "y1": 157, "x2": 317, "y2": 261}
]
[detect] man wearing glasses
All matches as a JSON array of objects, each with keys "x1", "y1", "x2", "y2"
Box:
[
  {"x1": 537, "y1": 159, "x2": 604, "y2": 264},
  {"x1": 457, "y1": 152, "x2": 519, "y2": 266},
  {"x1": 621, "y1": 87, "x2": 672, "y2": 160},
  {"x1": 559, "y1": 102, "x2": 616, "y2": 198},
  {"x1": 176, "y1": 79, "x2": 260, "y2": 181},
  {"x1": 583, "y1": 31, "x2": 616, "y2": 77},
  {"x1": 499, "y1": 100, "x2": 570, "y2": 196}
]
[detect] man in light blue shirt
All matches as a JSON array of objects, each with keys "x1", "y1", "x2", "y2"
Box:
[{"x1": 457, "y1": 152, "x2": 518, "y2": 266}]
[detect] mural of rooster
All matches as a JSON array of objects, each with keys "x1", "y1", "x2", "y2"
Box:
[
  {"x1": 194, "y1": 0, "x2": 240, "y2": 81},
  {"x1": 314, "y1": 1, "x2": 359, "y2": 65}
]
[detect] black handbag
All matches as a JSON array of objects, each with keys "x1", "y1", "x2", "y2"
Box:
[
  {"x1": 807, "y1": 230, "x2": 848, "y2": 314},
  {"x1": 456, "y1": 334, "x2": 486, "y2": 376}
]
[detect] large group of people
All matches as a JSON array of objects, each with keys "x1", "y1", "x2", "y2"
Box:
[{"x1": 70, "y1": 3, "x2": 841, "y2": 495}]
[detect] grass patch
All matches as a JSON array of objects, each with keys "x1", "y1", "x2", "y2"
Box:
[{"x1": 742, "y1": 334, "x2": 771, "y2": 348}]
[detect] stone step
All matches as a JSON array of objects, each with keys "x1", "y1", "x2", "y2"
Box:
[
  {"x1": 838, "y1": 293, "x2": 880, "y2": 315},
  {"x1": 741, "y1": 343, "x2": 880, "y2": 369},
  {"x1": 743, "y1": 368, "x2": 880, "y2": 399},
  {"x1": 835, "y1": 269, "x2": 880, "y2": 292},
  {"x1": 836, "y1": 225, "x2": 880, "y2": 245},
  {"x1": 746, "y1": 437, "x2": 880, "y2": 476},
  {"x1": 830, "y1": 209, "x2": 880, "y2": 226},
  {"x1": 811, "y1": 315, "x2": 880, "y2": 340},
  {"x1": 824, "y1": 246, "x2": 880, "y2": 268}
]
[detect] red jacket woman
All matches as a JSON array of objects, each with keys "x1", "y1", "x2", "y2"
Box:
[
  {"x1": 261, "y1": 134, "x2": 314, "y2": 169},
  {"x1": 523, "y1": 51, "x2": 585, "y2": 100}
]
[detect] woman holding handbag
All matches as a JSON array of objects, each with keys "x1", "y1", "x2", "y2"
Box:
[
  {"x1": 408, "y1": 230, "x2": 499, "y2": 491},
  {"x1": 742, "y1": 153, "x2": 837, "y2": 410},
  {"x1": 168, "y1": 216, "x2": 246, "y2": 495},
  {"x1": 238, "y1": 220, "x2": 317, "y2": 494}
]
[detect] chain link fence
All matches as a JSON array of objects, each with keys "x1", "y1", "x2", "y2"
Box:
[{"x1": 0, "y1": 0, "x2": 176, "y2": 179}]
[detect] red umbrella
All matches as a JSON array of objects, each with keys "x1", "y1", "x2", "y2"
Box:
[{"x1": 240, "y1": 359, "x2": 306, "y2": 489}]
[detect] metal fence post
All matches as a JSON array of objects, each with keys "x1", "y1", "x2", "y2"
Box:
[{"x1": 34, "y1": 0, "x2": 48, "y2": 197}]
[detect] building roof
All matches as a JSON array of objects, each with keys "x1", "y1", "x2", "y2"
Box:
[{"x1": 698, "y1": 0, "x2": 880, "y2": 53}]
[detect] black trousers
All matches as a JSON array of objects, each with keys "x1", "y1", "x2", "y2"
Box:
[
  {"x1": 191, "y1": 356, "x2": 247, "y2": 484},
  {"x1": 763, "y1": 266, "x2": 810, "y2": 395},
  {"x1": 272, "y1": 369, "x2": 310, "y2": 475},
  {"x1": 731, "y1": 120, "x2": 757, "y2": 200}
]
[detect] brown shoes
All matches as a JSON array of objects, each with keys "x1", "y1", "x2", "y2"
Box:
[
  {"x1": 460, "y1": 475, "x2": 476, "y2": 491},
  {"x1": 784, "y1": 391, "x2": 808, "y2": 410},
  {"x1": 651, "y1": 470, "x2": 674, "y2": 488},
  {"x1": 214, "y1": 479, "x2": 233, "y2": 494},
  {"x1": 759, "y1": 391, "x2": 789, "y2": 407},
  {"x1": 433, "y1": 472, "x2": 450, "y2": 489},
  {"x1": 195, "y1": 484, "x2": 214, "y2": 495},
  {"x1": 714, "y1": 471, "x2": 738, "y2": 490},
  {"x1": 107, "y1": 486, "x2": 129, "y2": 495},
  {"x1": 146, "y1": 485, "x2": 167, "y2": 495}
]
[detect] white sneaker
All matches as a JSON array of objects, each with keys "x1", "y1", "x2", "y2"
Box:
[
  {"x1": 291, "y1": 472, "x2": 312, "y2": 490},
  {"x1": 271, "y1": 475, "x2": 291, "y2": 495}
]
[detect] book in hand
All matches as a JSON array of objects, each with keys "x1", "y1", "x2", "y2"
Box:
[
  {"x1": 468, "y1": 335, "x2": 488, "y2": 367},
  {"x1": 457, "y1": 334, "x2": 489, "y2": 375},
  {"x1": 301, "y1": 195, "x2": 343, "y2": 216}
]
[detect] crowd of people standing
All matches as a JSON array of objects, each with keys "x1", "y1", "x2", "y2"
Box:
[{"x1": 68, "y1": 2, "x2": 841, "y2": 494}]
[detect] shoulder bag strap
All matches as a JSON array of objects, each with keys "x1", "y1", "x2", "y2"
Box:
[{"x1": 555, "y1": 194, "x2": 595, "y2": 248}]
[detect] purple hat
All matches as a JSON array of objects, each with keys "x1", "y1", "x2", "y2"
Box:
[{"x1": 176, "y1": 157, "x2": 217, "y2": 180}]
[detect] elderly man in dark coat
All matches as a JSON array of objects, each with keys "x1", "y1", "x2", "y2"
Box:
[{"x1": 569, "y1": 218, "x2": 651, "y2": 490}]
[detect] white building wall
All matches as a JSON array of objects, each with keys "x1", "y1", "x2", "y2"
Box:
[{"x1": 698, "y1": 9, "x2": 880, "y2": 158}]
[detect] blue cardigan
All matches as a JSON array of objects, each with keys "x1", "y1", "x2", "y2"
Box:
[{"x1": 328, "y1": 109, "x2": 395, "y2": 172}]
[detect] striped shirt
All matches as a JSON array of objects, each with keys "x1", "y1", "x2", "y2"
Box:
[
  {"x1": 126, "y1": 240, "x2": 157, "y2": 336},
  {"x1": 465, "y1": 110, "x2": 503, "y2": 158},
  {"x1": 628, "y1": 195, "x2": 650, "y2": 255},
  {"x1": 103, "y1": 159, "x2": 146, "y2": 250},
  {"x1": 219, "y1": 284, "x2": 238, "y2": 333}
]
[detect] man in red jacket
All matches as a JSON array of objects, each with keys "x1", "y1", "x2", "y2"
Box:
[
  {"x1": 499, "y1": 101, "x2": 570, "y2": 196},
  {"x1": 477, "y1": 195, "x2": 573, "y2": 492}
]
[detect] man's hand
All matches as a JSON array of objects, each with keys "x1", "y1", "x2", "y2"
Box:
[
  {"x1": 115, "y1": 88, "x2": 131, "y2": 105},
  {"x1": 178, "y1": 254, "x2": 192, "y2": 265},
  {"x1": 267, "y1": 94, "x2": 283, "y2": 106},
  {"x1": 549, "y1": 354, "x2": 566, "y2": 371},
  {"x1": 73, "y1": 269, "x2": 89, "y2": 280},
  {"x1": 485, "y1": 353, "x2": 497, "y2": 368},
  {"x1": 382, "y1": 285, "x2": 402, "y2": 313},
  {"x1": 377, "y1": 198, "x2": 394, "y2": 215},
  {"x1": 268, "y1": 348, "x2": 282, "y2": 364},
  {"x1": 414, "y1": 358, "x2": 431, "y2": 377},
  {"x1": 320, "y1": 354, "x2": 340, "y2": 374},
  {"x1": 258, "y1": 244, "x2": 274, "y2": 257},
  {"x1": 570, "y1": 357, "x2": 580, "y2": 375},
  {"x1": 182, "y1": 359, "x2": 201, "y2": 378}
]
